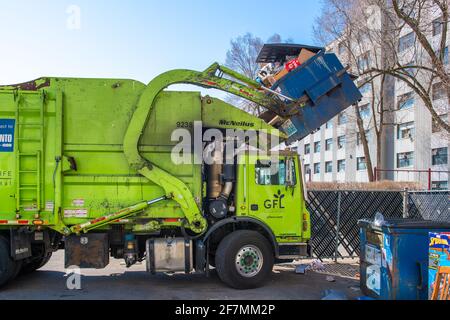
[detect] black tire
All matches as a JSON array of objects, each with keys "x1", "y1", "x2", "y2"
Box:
[
  {"x1": 20, "y1": 252, "x2": 52, "y2": 275},
  {"x1": 0, "y1": 235, "x2": 19, "y2": 288},
  {"x1": 215, "y1": 230, "x2": 274, "y2": 289}
]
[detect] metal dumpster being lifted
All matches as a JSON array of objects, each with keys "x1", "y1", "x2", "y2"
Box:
[{"x1": 257, "y1": 44, "x2": 362, "y2": 144}]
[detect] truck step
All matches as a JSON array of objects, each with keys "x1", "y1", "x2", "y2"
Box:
[
  {"x1": 19, "y1": 187, "x2": 38, "y2": 190},
  {"x1": 18, "y1": 153, "x2": 39, "y2": 156},
  {"x1": 18, "y1": 123, "x2": 42, "y2": 126}
]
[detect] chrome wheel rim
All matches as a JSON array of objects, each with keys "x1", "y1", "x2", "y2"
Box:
[{"x1": 235, "y1": 245, "x2": 263, "y2": 278}]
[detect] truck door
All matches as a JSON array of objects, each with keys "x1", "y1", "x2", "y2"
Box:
[{"x1": 247, "y1": 155, "x2": 302, "y2": 239}]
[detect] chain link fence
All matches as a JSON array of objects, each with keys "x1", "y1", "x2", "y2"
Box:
[
  {"x1": 407, "y1": 190, "x2": 450, "y2": 221},
  {"x1": 306, "y1": 189, "x2": 450, "y2": 260}
]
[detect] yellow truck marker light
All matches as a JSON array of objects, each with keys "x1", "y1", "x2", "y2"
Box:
[{"x1": 32, "y1": 220, "x2": 44, "y2": 226}]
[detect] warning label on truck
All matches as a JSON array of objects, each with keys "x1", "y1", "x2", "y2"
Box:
[
  {"x1": 72, "y1": 199, "x2": 85, "y2": 207},
  {"x1": 0, "y1": 119, "x2": 15, "y2": 152},
  {"x1": 45, "y1": 201, "x2": 54, "y2": 211},
  {"x1": 64, "y1": 209, "x2": 88, "y2": 218}
]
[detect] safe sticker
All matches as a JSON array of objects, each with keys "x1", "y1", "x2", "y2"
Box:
[{"x1": 0, "y1": 119, "x2": 15, "y2": 152}]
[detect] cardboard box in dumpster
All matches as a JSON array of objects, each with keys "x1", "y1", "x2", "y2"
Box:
[
  {"x1": 273, "y1": 68, "x2": 290, "y2": 82},
  {"x1": 270, "y1": 48, "x2": 317, "y2": 83},
  {"x1": 428, "y1": 232, "x2": 450, "y2": 299},
  {"x1": 298, "y1": 48, "x2": 316, "y2": 64}
]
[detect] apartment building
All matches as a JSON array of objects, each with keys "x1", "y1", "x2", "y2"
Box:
[{"x1": 296, "y1": 3, "x2": 449, "y2": 189}]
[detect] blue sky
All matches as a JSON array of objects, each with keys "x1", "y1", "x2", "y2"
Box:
[{"x1": 0, "y1": 1, "x2": 322, "y2": 86}]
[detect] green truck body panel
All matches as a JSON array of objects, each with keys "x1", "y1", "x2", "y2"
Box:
[{"x1": 0, "y1": 74, "x2": 310, "y2": 243}]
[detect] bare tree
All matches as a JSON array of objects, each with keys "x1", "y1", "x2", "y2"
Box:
[
  {"x1": 314, "y1": 0, "x2": 450, "y2": 180},
  {"x1": 314, "y1": 0, "x2": 391, "y2": 181},
  {"x1": 388, "y1": 0, "x2": 450, "y2": 132},
  {"x1": 225, "y1": 33, "x2": 292, "y2": 115}
]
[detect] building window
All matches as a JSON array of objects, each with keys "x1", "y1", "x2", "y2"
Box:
[
  {"x1": 305, "y1": 164, "x2": 311, "y2": 175},
  {"x1": 397, "y1": 152, "x2": 414, "y2": 168},
  {"x1": 338, "y1": 42, "x2": 346, "y2": 55},
  {"x1": 325, "y1": 138, "x2": 333, "y2": 151},
  {"x1": 444, "y1": 46, "x2": 449, "y2": 65},
  {"x1": 404, "y1": 62, "x2": 416, "y2": 76},
  {"x1": 337, "y1": 159, "x2": 346, "y2": 172},
  {"x1": 357, "y1": 130, "x2": 371, "y2": 146},
  {"x1": 397, "y1": 92, "x2": 414, "y2": 110},
  {"x1": 397, "y1": 122, "x2": 415, "y2": 140},
  {"x1": 304, "y1": 144, "x2": 310, "y2": 155},
  {"x1": 337, "y1": 135, "x2": 346, "y2": 149},
  {"x1": 338, "y1": 113, "x2": 348, "y2": 125},
  {"x1": 432, "y1": 181, "x2": 448, "y2": 190},
  {"x1": 397, "y1": 62, "x2": 415, "y2": 82},
  {"x1": 314, "y1": 141, "x2": 321, "y2": 153},
  {"x1": 433, "y1": 17, "x2": 443, "y2": 36},
  {"x1": 436, "y1": 46, "x2": 449, "y2": 65},
  {"x1": 325, "y1": 161, "x2": 333, "y2": 173},
  {"x1": 359, "y1": 103, "x2": 371, "y2": 119},
  {"x1": 357, "y1": 51, "x2": 371, "y2": 71},
  {"x1": 432, "y1": 82, "x2": 445, "y2": 101},
  {"x1": 357, "y1": 157, "x2": 367, "y2": 171},
  {"x1": 325, "y1": 120, "x2": 333, "y2": 129},
  {"x1": 398, "y1": 32, "x2": 415, "y2": 53},
  {"x1": 314, "y1": 163, "x2": 320, "y2": 174},
  {"x1": 359, "y1": 82, "x2": 372, "y2": 95},
  {"x1": 432, "y1": 147, "x2": 448, "y2": 165},
  {"x1": 432, "y1": 114, "x2": 448, "y2": 133}
]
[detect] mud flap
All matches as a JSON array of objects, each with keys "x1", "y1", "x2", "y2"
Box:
[
  {"x1": 10, "y1": 229, "x2": 32, "y2": 260},
  {"x1": 65, "y1": 234, "x2": 109, "y2": 268}
]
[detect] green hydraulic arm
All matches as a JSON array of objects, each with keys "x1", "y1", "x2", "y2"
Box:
[
  {"x1": 69, "y1": 196, "x2": 167, "y2": 235},
  {"x1": 123, "y1": 63, "x2": 305, "y2": 234}
]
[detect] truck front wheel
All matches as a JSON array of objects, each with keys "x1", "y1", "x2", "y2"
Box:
[
  {"x1": 0, "y1": 235, "x2": 21, "y2": 288},
  {"x1": 215, "y1": 230, "x2": 274, "y2": 289}
]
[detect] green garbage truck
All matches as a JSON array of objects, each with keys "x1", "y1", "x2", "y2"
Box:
[{"x1": 0, "y1": 45, "x2": 361, "y2": 289}]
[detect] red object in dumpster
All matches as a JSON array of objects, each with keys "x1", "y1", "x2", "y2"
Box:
[{"x1": 285, "y1": 58, "x2": 301, "y2": 72}]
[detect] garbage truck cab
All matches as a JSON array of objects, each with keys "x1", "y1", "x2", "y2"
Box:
[{"x1": 0, "y1": 44, "x2": 361, "y2": 289}]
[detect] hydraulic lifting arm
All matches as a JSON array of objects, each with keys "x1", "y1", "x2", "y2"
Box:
[{"x1": 123, "y1": 63, "x2": 299, "y2": 234}]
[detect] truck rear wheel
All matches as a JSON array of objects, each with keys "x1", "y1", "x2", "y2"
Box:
[
  {"x1": 215, "y1": 230, "x2": 274, "y2": 289},
  {"x1": 0, "y1": 235, "x2": 21, "y2": 288}
]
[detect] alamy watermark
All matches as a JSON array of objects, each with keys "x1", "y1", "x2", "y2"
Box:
[
  {"x1": 65, "y1": 265, "x2": 82, "y2": 290},
  {"x1": 171, "y1": 121, "x2": 282, "y2": 174},
  {"x1": 66, "y1": 5, "x2": 81, "y2": 30}
]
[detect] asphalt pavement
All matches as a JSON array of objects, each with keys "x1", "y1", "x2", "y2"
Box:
[{"x1": 0, "y1": 251, "x2": 361, "y2": 300}]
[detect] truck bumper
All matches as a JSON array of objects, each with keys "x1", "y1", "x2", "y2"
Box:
[{"x1": 276, "y1": 242, "x2": 309, "y2": 260}]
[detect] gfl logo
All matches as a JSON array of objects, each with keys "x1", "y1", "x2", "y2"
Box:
[{"x1": 264, "y1": 190, "x2": 285, "y2": 209}]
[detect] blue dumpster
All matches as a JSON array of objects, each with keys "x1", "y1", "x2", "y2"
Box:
[
  {"x1": 358, "y1": 219, "x2": 450, "y2": 300},
  {"x1": 256, "y1": 44, "x2": 362, "y2": 144}
]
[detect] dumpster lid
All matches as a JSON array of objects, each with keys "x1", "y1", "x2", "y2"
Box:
[
  {"x1": 256, "y1": 43, "x2": 324, "y2": 63},
  {"x1": 358, "y1": 218, "x2": 450, "y2": 230}
]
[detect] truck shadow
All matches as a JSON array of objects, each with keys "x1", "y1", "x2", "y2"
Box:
[{"x1": 0, "y1": 267, "x2": 361, "y2": 300}]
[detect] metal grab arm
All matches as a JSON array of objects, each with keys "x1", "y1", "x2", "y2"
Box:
[{"x1": 122, "y1": 63, "x2": 303, "y2": 234}]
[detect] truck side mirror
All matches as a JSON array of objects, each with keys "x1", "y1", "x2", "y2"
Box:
[{"x1": 285, "y1": 158, "x2": 297, "y2": 187}]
